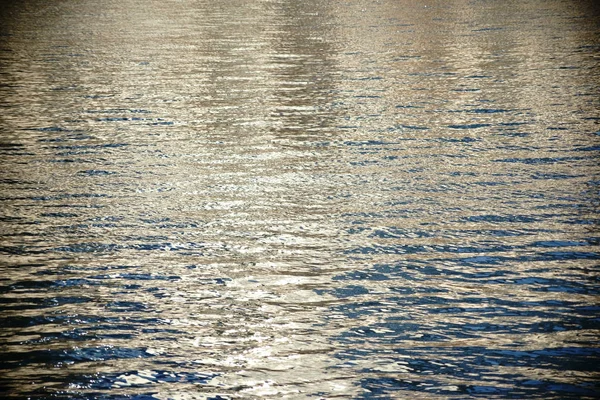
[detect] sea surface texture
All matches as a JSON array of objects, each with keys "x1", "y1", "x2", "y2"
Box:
[{"x1": 0, "y1": 0, "x2": 599, "y2": 399}]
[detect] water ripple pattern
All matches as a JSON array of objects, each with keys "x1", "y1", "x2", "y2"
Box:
[{"x1": 0, "y1": 0, "x2": 599, "y2": 399}]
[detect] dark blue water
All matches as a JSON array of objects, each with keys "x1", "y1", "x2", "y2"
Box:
[{"x1": 1, "y1": 0, "x2": 599, "y2": 398}]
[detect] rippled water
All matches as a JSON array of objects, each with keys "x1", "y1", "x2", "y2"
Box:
[{"x1": 1, "y1": 0, "x2": 599, "y2": 398}]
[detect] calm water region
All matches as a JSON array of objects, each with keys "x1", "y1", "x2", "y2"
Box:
[{"x1": 0, "y1": 0, "x2": 599, "y2": 399}]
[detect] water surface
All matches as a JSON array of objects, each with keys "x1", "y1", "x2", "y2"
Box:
[{"x1": 1, "y1": 0, "x2": 599, "y2": 398}]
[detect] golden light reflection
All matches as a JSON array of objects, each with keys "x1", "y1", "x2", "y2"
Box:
[{"x1": 0, "y1": 0, "x2": 598, "y2": 398}]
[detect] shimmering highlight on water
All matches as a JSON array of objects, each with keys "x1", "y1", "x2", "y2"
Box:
[{"x1": 0, "y1": 0, "x2": 599, "y2": 399}]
